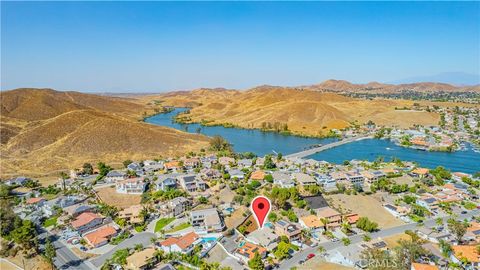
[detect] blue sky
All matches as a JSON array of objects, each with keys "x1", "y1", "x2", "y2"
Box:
[{"x1": 1, "y1": 1, "x2": 479, "y2": 92}]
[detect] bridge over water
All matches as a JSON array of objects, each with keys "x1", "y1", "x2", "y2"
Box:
[{"x1": 285, "y1": 135, "x2": 373, "y2": 159}]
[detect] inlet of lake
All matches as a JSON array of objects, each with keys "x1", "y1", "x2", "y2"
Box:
[{"x1": 145, "y1": 108, "x2": 480, "y2": 174}]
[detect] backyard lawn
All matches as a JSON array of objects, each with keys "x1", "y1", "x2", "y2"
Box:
[
  {"x1": 154, "y1": 217, "x2": 175, "y2": 232},
  {"x1": 43, "y1": 216, "x2": 58, "y2": 227},
  {"x1": 166, "y1": 222, "x2": 191, "y2": 233}
]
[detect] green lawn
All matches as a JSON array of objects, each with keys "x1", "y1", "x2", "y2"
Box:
[
  {"x1": 154, "y1": 217, "x2": 175, "y2": 232},
  {"x1": 43, "y1": 216, "x2": 58, "y2": 227},
  {"x1": 166, "y1": 222, "x2": 191, "y2": 233}
]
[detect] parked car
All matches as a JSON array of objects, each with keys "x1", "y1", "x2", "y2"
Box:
[{"x1": 306, "y1": 253, "x2": 315, "y2": 260}]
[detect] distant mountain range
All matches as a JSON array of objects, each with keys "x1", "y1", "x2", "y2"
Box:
[{"x1": 390, "y1": 72, "x2": 480, "y2": 86}]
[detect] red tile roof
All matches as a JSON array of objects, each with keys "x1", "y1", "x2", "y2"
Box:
[{"x1": 71, "y1": 212, "x2": 102, "y2": 229}]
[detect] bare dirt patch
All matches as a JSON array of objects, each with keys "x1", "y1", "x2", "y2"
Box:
[
  {"x1": 325, "y1": 193, "x2": 405, "y2": 229},
  {"x1": 383, "y1": 233, "x2": 411, "y2": 248},
  {"x1": 96, "y1": 186, "x2": 141, "y2": 209}
]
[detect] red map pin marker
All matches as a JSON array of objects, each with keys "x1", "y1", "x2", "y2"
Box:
[{"x1": 251, "y1": 196, "x2": 271, "y2": 229}]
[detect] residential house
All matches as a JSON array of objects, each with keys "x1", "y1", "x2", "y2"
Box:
[
  {"x1": 275, "y1": 220, "x2": 301, "y2": 242},
  {"x1": 465, "y1": 222, "x2": 480, "y2": 243},
  {"x1": 5, "y1": 176, "x2": 30, "y2": 186},
  {"x1": 26, "y1": 197, "x2": 46, "y2": 208},
  {"x1": 450, "y1": 245, "x2": 480, "y2": 270},
  {"x1": 156, "y1": 175, "x2": 177, "y2": 191},
  {"x1": 190, "y1": 208, "x2": 225, "y2": 233},
  {"x1": 317, "y1": 207, "x2": 342, "y2": 229},
  {"x1": 119, "y1": 205, "x2": 144, "y2": 224},
  {"x1": 237, "y1": 159, "x2": 253, "y2": 168},
  {"x1": 299, "y1": 215, "x2": 324, "y2": 232},
  {"x1": 219, "y1": 157, "x2": 235, "y2": 167},
  {"x1": 346, "y1": 171, "x2": 365, "y2": 187},
  {"x1": 361, "y1": 170, "x2": 386, "y2": 184},
  {"x1": 177, "y1": 174, "x2": 206, "y2": 192},
  {"x1": 384, "y1": 204, "x2": 409, "y2": 217},
  {"x1": 143, "y1": 161, "x2": 164, "y2": 173},
  {"x1": 410, "y1": 168, "x2": 430, "y2": 178},
  {"x1": 250, "y1": 170, "x2": 266, "y2": 181},
  {"x1": 235, "y1": 241, "x2": 267, "y2": 262},
  {"x1": 182, "y1": 158, "x2": 200, "y2": 170},
  {"x1": 83, "y1": 225, "x2": 117, "y2": 248},
  {"x1": 159, "y1": 232, "x2": 200, "y2": 254},
  {"x1": 272, "y1": 171, "x2": 295, "y2": 188},
  {"x1": 416, "y1": 227, "x2": 451, "y2": 244},
  {"x1": 417, "y1": 196, "x2": 439, "y2": 213},
  {"x1": 164, "y1": 197, "x2": 190, "y2": 217},
  {"x1": 71, "y1": 212, "x2": 103, "y2": 233},
  {"x1": 293, "y1": 173, "x2": 317, "y2": 186},
  {"x1": 228, "y1": 169, "x2": 245, "y2": 180},
  {"x1": 343, "y1": 213, "x2": 360, "y2": 224},
  {"x1": 126, "y1": 247, "x2": 157, "y2": 270},
  {"x1": 247, "y1": 227, "x2": 280, "y2": 250},
  {"x1": 105, "y1": 171, "x2": 127, "y2": 183},
  {"x1": 116, "y1": 178, "x2": 146, "y2": 194},
  {"x1": 64, "y1": 204, "x2": 94, "y2": 218},
  {"x1": 330, "y1": 172, "x2": 347, "y2": 182},
  {"x1": 452, "y1": 172, "x2": 471, "y2": 182},
  {"x1": 164, "y1": 161, "x2": 181, "y2": 172}
]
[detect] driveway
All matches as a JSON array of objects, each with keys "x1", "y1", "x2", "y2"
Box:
[{"x1": 89, "y1": 232, "x2": 156, "y2": 268}]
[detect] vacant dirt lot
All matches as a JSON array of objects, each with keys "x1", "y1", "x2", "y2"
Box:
[
  {"x1": 96, "y1": 186, "x2": 141, "y2": 209},
  {"x1": 299, "y1": 259, "x2": 354, "y2": 270},
  {"x1": 325, "y1": 193, "x2": 405, "y2": 229},
  {"x1": 383, "y1": 233, "x2": 411, "y2": 248}
]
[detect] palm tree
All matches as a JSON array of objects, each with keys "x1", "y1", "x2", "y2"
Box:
[
  {"x1": 318, "y1": 246, "x2": 326, "y2": 254},
  {"x1": 320, "y1": 218, "x2": 328, "y2": 232},
  {"x1": 436, "y1": 217, "x2": 444, "y2": 226}
]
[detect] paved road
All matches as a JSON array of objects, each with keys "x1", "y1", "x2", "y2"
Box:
[
  {"x1": 90, "y1": 232, "x2": 156, "y2": 268},
  {"x1": 279, "y1": 210, "x2": 479, "y2": 270},
  {"x1": 285, "y1": 135, "x2": 373, "y2": 159}
]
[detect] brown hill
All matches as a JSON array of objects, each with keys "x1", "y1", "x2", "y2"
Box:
[
  {"x1": 148, "y1": 87, "x2": 441, "y2": 137},
  {"x1": 1, "y1": 89, "x2": 208, "y2": 177}
]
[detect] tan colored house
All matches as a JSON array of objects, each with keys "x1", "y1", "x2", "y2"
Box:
[
  {"x1": 317, "y1": 207, "x2": 342, "y2": 229},
  {"x1": 119, "y1": 205, "x2": 143, "y2": 224},
  {"x1": 126, "y1": 248, "x2": 157, "y2": 270}
]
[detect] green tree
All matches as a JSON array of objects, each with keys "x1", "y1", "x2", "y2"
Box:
[
  {"x1": 82, "y1": 163, "x2": 94, "y2": 175},
  {"x1": 248, "y1": 252, "x2": 265, "y2": 270},
  {"x1": 274, "y1": 241, "x2": 290, "y2": 260},
  {"x1": 123, "y1": 160, "x2": 133, "y2": 168},
  {"x1": 210, "y1": 135, "x2": 232, "y2": 152},
  {"x1": 356, "y1": 217, "x2": 378, "y2": 232},
  {"x1": 44, "y1": 238, "x2": 56, "y2": 270},
  {"x1": 447, "y1": 219, "x2": 467, "y2": 243},
  {"x1": 263, "y1": 155, "x2": 276, "y2": 169}
]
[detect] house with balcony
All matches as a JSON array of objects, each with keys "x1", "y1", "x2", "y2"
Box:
[
  {"x1": 317, "y1": 207, "x2": 342, "y2": 229},
  {"x1": 190, "y1": 208, "x2": 225, "y2": 233},
  {"x1": 116, "y1": 178, "x2": 146, "y2": 194},
  {"x1": 177, "y1": 174, "x2": 206, "y2": 193},
  {"x1": 156, "y1": 175, "x2": 177, "y2": 191},
  {"x1": 274, "y1": 220, "x2": 301, "y2": 242},
  {"x1": 104, "y1": 170, "x2": 127, "y2": 183},
  {"x1": 71, "y1": 212, "x2": 103, "y2": 234}
]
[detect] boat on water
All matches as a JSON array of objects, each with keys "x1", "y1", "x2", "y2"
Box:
[{"x1": 386, "y1": 147, "x2": 393, "y2": 151}]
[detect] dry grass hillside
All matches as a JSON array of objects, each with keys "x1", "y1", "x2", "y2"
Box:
[
  {"x1": 0, "y1": 89, "x2": 209, "y2": 178},
  {"x1": 143, "y1": 87, "x2": 440, "y2": 137}
]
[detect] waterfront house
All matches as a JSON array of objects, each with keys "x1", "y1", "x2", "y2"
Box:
[
  {"x1": 71, "y1": 212, "x2": 103, "y2": 233},
  {"x1": 317, "y1": 207, "x2": 342, "y2": 229},
  {"x1": 126, "y1": 247, "x2": 157, "y2": 270},
  {"x1": 156, "y1": 175, "x2": 177, "y2": 191},
  {"x1": 177, "y1": 174, "x2": 206, "y2": 192},
  {"x1": 190, "y1": 208, "x2": 224, "y2": 233},
  {"x1": 275, "y1": 220, "x2": 301, "y2": 242},
  {"x1": 118, "y1": 205, "x2": 144, "y2": 224},
  {"x1": 83, "y1": 225, "x2": 117, "y2": 248},
  {"x1": 361, "y1": 170, "x2": 386, "y2": 184},
  {"x1": 330, "y1": 171, "x2": 348, "y2": 182},
  {"x1": 105, "y1": 170, "x2": 127, "y2": 183},
  {"x1": 346, "y1": 171, "x2": 365, "y2": 187},
  {"x1": 116, "y1": 178, "x2": 146, "y2": 194},
  {"x1": 159, "y1": 232, "x2": 200, "y2": 254}
]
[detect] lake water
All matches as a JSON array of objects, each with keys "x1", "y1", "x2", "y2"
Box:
[{"x1": 145, "y1": 108, "x2": 480, "y2": 174}]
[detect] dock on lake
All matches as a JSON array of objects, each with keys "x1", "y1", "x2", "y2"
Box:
[{"x1": 286, "y1": 135, "x2": 373, "y2": 159}]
